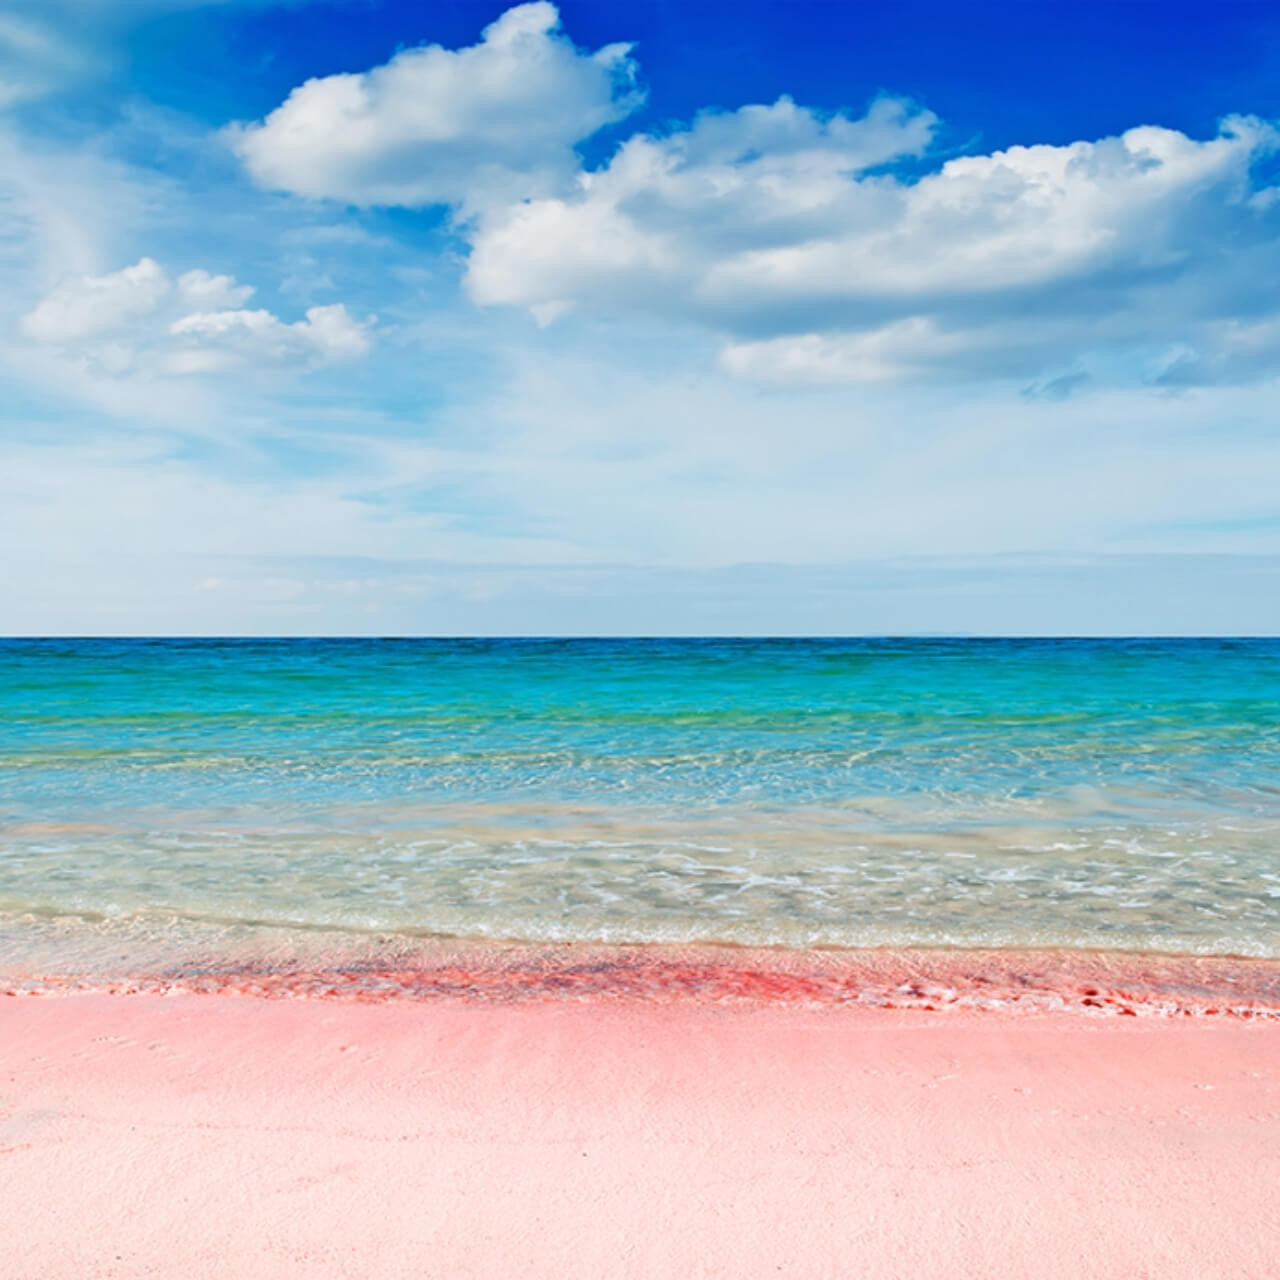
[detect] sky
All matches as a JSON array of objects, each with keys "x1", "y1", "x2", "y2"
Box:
[{"x1": 3, "y1": 0, "x2": 1280, "y2": 635}]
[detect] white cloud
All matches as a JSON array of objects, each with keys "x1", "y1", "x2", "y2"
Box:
[
  {"x1": 19, "y1": 256, "x2": 170, "y2": 342},
  {"x1": 465, "y1": 110, "x2": 1280, "y2": 386},
  {"x1": 176, "y1": 268, "x2": 254, "y2": 310},
  {"x1": 719, "y1": 318, "x2": 977, "y2": 385},
  {"x1": 17, "y1": 256, "x2": 373, "y2": 383},
  {"x1": 466, "y1": 94, "x2": 938, "y2": 319},
  {"x1": 228, "y1": 5, "x2": 1280, "y2": 389},
  {"x1": 168, "y1": 302, "x2": 373, "y2": 371},
  {"x1": 228, "y1": 1, "x2": 642, "y2": 210}
]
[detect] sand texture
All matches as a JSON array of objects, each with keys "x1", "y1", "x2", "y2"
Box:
[{"x1": 2, "y1": 990, "x2": 1279, "y2": 1278}]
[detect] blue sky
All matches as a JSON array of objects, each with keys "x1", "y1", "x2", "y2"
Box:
[{"x1": 3, "y1": 0, "x2": 1280, "y2": 634}]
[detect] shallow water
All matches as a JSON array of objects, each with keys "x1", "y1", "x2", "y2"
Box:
[{"x1": 2, "y1": 638, "x2": 1278, "y2": 967}]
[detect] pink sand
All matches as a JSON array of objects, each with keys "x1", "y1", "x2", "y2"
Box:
[{"x1": 3, "y1": 991, "x2": 1279, "y2": 1278}]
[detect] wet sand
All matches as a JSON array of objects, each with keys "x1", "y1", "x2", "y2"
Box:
[{"x1": 3, "y1": 976, "x2": 1279, "y2": 1278}]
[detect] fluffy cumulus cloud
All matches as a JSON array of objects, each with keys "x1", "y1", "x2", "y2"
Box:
[
  {"x1": 168, "y1": 302, "x2": 372, "y2": 373},
  {"x1": 466, "y1": 95, "x2": 939, "y2": 319},
  {"x1": 18, "y1": 257, "x2": 372, "y2": 375},
  {"x1": 228, "y1": 1, "x2": 641, "y2": 210},
  {"x1": 229, "y1": 3, "x2": 1280, "y2": 390},
  {"x1": 19, "y1": 257, "x2": 171, "y2": 342},
  {"x1": 176, "y1": 268, "x2": 254, "y2": 310},
  {"x1": 467, "y1": 111, "x2": 1280, "y2": 387}
]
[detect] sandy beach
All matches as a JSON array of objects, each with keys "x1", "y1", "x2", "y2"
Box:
[{"x1": 4, "y1": 975, "x2": 1279, "y2": 1278}]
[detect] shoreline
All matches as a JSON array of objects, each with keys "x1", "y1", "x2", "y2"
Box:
[
  {"x1": 3, "y1": 986, "x2": 1279, "y2": 1277},
  {"x1": 6, "y1": 941, "x2": 1280, "y2": 1019}
]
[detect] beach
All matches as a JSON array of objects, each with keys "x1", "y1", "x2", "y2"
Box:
[
  {"x1": 4, "y1": 639, "x2": 1279, "y2": 1275},
  {"x1": 4, "y1": 972, "x2": 1279, "y2": 1279}
]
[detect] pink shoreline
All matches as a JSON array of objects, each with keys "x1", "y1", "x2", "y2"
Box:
[
  {"x1": 4, "y1": 988, "x2": 1280, "y2": 1278},
  {"x1": 7, "y1": 943, "x2": 1280, "y2": 1020}
]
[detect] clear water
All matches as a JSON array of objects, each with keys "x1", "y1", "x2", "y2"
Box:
[{"x1": 2, "y1": 638, "x2": 1279, "y2": 965}]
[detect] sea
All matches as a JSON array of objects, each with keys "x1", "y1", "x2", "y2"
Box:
[{"x1": 2, "y1": 638, "x2": 1279, "y2": 1000}]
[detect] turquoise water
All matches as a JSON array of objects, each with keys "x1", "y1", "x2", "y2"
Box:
[{"x1": 2, "y1": 638, "x2": 1279, "y2": 967}]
